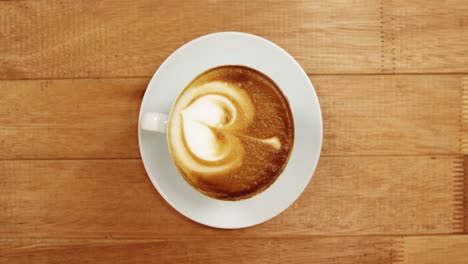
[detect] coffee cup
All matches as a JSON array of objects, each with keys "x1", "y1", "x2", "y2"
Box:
[
  {"x1": 141, "y1": 65, "x2": 294, "y2": 201},
  {"x1": 139, "y1": 32, "x2": 322, "y2": 228}
]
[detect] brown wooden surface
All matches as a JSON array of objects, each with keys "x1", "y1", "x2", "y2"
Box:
[
  {"x1": 0, "y1": 75, "x2": 463, "y2": 159},
  {"x1": 1, "y1": 0, "x2": 468, "y2": 263},
  {"x1": 0, "y1": 156, "x2": 460, "y2": 237},
  {"x1": 402, "y1": 235, "x2": 468, "y2": 264},
  {"x1": 1, "y1": 0, "x2": 468, "y2": 78},
  {"x1": 0, "y1": 237, "x2": 398, "y2": 264},
  {"x1": 1, "y1": 235, "x2": 467, "y2": 264}
]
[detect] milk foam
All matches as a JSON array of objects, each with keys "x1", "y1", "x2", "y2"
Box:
[
  {"x1": 177, "y1": 82, "x2": 282, "y2": 171},
  {"x1": 171, "y1": 81, "x2": 281, "y2": 176},
  {"x1": 167, "y1": 66, "x2": 294, "y2": 200},
  {"x1": 181, "y1": 94, "x2": 236, "y2": 161},
  {"x1": 169, "y1": 81, "x2": 251, "y2": 177}
]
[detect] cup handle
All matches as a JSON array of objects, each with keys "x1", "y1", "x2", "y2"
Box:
[{"x1": 141, "y1": 112, "x2": 169, "y2": 133}]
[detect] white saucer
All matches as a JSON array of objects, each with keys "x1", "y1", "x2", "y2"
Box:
[{"x1": 138, "y1": 32, "x2": 322, "y2": 229}]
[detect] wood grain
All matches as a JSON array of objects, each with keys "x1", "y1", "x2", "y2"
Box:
[
  {"x1": 402, "y1": 235, "x2": 468, "y2": 264},
  {"x1": 1, "y1": 0, "x2": 468, "y2": 262},
  {"x1": 0, "y1": 237, "x2": 396, "y2": 264},
  {"x1": 317, "y1": 74, "x2": 462, "y2": 155},
  {"x1": 459, "y1": 156, "x2": 468, "y2": 233},
  {"x1": 0, "y1": 0, "x2": 382, "y2": 77},
  {"x1": 462, "y1": 76, "x2": 468, "y2": 154},
  {"x1": 0, "y1": 156, "x2": 461, "y2": 238},
  {"x1": 0, "y1": 78, "x2": 144, "y2": 159},
  {"x1": 0, "y1": 75, "x2": 462, "y2": 159},
  {"x1": 1, "y1": 0, "x2": 467, "y2": 79},
  {"x1": 3, "y1": 235, "x2": 468, "y2": 264},
  {"x1": 383, "y1": 0, "x2": 468, "y2": 73}
]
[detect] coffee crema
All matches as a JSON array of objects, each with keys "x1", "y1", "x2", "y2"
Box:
[{"x1": 168, "y1": 66, "x2": 294, "y2": 200}]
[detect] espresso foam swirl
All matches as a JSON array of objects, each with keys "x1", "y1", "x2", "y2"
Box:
[
  {"x1": 169, "y1": 81, "x2": 281, "y2": 178},
  {"x1": 168, "y1": 66, "x2": 294, "y2": 200},
  {"x1": 182, "y1": 94, "x2": 237, "y2": 161}
]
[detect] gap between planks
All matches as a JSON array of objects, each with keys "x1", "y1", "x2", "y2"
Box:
[
  {"x1": 0, "y1": 154, "x2": 465, "y2": 161},
  {"x1": 0, "y1": 233, "x2": 462, "y2": 241},
  {"x1": 0, "y1": 72, "x2": 468, "y2": 82}
]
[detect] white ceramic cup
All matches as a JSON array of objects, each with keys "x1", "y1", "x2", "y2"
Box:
[{"x1": 141, "y1": 112, "x2": 168, "y2": 133}]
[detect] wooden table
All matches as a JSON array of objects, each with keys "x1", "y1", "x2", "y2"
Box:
[{"x1": 1, "y1": 1, "x2": 467, "y2": 263}]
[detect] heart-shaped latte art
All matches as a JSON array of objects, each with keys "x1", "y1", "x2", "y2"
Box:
[
  {"x1": 182, "y1": 94, "x2": 237, "y2": 162},
  {"x1": 170, "y1": 81, "x2": 281, "y2": 178}
]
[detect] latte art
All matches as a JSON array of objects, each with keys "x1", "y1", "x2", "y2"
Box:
[
  {"x1": 182, "y1": 94, "x2": 236, "y2": 162},
  {"x1": 179, "y1": 81, "x2": 282, "y2": 175},
  {"x1": 175, "y1": 81, "x2": 250, "y2": 176},
  {"x1": 168, "y1": 66, "x2": 294, "y2": 200}
]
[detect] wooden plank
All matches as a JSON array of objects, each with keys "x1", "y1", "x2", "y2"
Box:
[
  {"x1": 2, "y1": 235, "x2": 468, "y2": 264},
  {"x1": 0, "y1": 237, "x2": 397, "y2": 264},
  {"x1": 0, "y1": 0, "x2": 468, "y2": 79},
  {"x1": 0, "y1": 0, "x2": 382, "y2": 78},
  {"x1": 0, "y1": 75, "x2": 462, "y2": 159},
  {"x1": 0, "y1": 78, "x2": 145, "y2": 159},
  {"x1": 402, "y1": 235, "x2": 468, "y2": 264},
  {"x1": 0, "y1": 156, "x2": 461, "y2": 238},
  {"x1": 383, "y1": 0, "x2": 468, "y2": 73},
  {"x1": 1, "y1": 0, "x2": 467, "y2": 78},
  {"x1": 316, "y1": 74, "x2": 461, "y2": 155}
]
